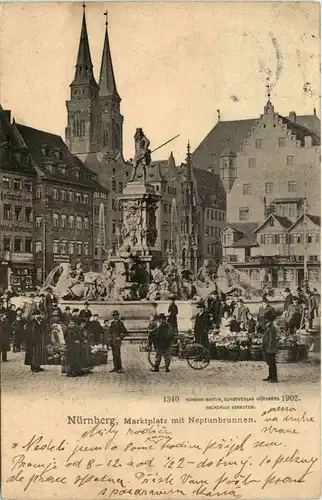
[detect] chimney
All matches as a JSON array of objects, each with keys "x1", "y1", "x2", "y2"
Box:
[
  {"x1": 3, "y1": 110, "x2": 11, "y2": 123},
  {"x1": 217, "y1": 109, "x2": 221, "y2": 122},
  {"x1": 304, "y1": 136, "x2": 313, "y2": 148},
  {"x1": 289, "y1": 111, "x2": 296, "y2": 123},
  {"x1": 314, "y1": 107, "x2": 316, "y2": 116}
]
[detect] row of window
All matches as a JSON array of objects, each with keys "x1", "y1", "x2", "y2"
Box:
[
  {"x1": 253, "y1": 138, "x2": 290, "y2": 149},
  {"x1": 2, "y1": 205, "x2": 33, "y2": 222},
  {"x1": 52, "y1": 214, "x2": 90, "y2": 230},
  {"x1": 94, "y1": 192, "x2": 108, "y2": 200},
  {"x1": 205, "y1": 226, "x2": 222, "y2": 237},
  {"x1": 223, "y1": 232, "x2": 319, "y2": 247},
  {"x1": 52, "y1": 240, "x2": 89, "y2": 256},
  {"x1": 2, "y1": 177, "x2": 32, "y2": 192},
  {"x1": 243, "y1": 180, "x2": 297, "y2": 195},
  {"x1": 226, "y1": 255, "x2": 319, "y2": 264},
  {"x1": 206, "y1": 209, "x2": 225, "y2": 221},
  {"x1": 248, "y1": 155, "x2": 294, "y2": 169},
  {"x1": 2, "y1": 237, "x2": 33, "y2": 253}
]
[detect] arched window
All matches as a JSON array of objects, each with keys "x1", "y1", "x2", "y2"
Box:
[
  {"x1": 103, "y1": 127, "x2": 108, "y2": 147},
  {"x1": 115, "y1": 124, "x2": 121, "y2": 149},
  {"x1": 182, "y1": 249, "x2": 186, "y2": 269},
  {"x1": 73, "y1": 112, "x2": 85, "y2": 138}
]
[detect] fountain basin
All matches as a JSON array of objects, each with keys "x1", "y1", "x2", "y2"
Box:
[{"x1": 60, "y1": 298, "x2": 284, "y2": 335}]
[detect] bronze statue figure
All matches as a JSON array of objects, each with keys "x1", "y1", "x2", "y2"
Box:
[{"x1": 129, "y1": 128, "x2": 151, "y2": 183}]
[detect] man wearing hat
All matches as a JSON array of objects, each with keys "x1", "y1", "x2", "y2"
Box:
[
  {"x1": 194, "y1": 302, "x2": 212, "y2": 347},
  {"x1": 233, "y1": 298, "x2": 248, "y2": 324},
  {"x1": 24, "y1": 310, "x2": 46, "y2": 372},
  {"x1": 283, "y1": 288, "x2": 294, "y2": 333},
  {"x1": 262, "y1": 316, "x2": 278, "y2": 383},
  {"x1": 108, "y1": 310, "x2": 127, "y2": 373},
  {"x1": 167, "y1": 297, "x2": 178, "y2": 335},
  {"x1": 78, "y1": 302, "x2": 92, "y2": 325},
  {"x1": 257, "y1": 298, "x2": 276, "y2": 333},
  {"x1": 285, "y1": 297, "x2": 303, "y2": 335},
  {"x1": 150, "y1": 313, "x2": 174, "y2": 373}
]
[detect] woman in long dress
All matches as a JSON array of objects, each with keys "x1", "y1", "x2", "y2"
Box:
[{"x1": 64, "y1": 319, "x2": 87, "y2": 377}]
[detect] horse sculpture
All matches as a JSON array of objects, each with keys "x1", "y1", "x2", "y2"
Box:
[{"x1": 42, "y1": 263, "x2": 112, "y2": 300}]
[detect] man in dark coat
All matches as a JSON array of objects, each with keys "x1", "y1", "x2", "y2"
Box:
[
  {"x1": 207, "y1": 291, "x2": 221, "y2": 326},
  {"x1": 257, "y1": 298, "x2": 276, "y2": 333},
  {"x1": 24, "y1": 310, "x2": 46, "y2": 372},
  {"x1": 168, "y1": 298, "x2": 178, "y2": 335},
  {"x1": 283, "y1": 288, "x2": 294, "y2": 332},
  {"x1": 283, "y1": 288, "x2": 294, "y2": 311},
  {"x1": 194, "y1": 302, "x2": 211, "y2": 347},
  {"x1": 78, "y1": 302, "x2": 92, "y2": 325},
  {"x1": 285, "y1": 298, "x2": 303, "y2": 334},
  {"x1": 108, "y1": 310, "x2": 127, "y2": 373},
  {"x1": 150, "y1": 313, "x2": 173, "y2": 373},
  {"x1": 43, "y1": 288, "x2": 53, "y2": 324},
  {"x1": 0, "y1": 313, "x2": 10, "y2": 362},
  {"x1": 6, "y1": 304, "x2": 16, "y2": 340},
  {"x1": 62, "y1": 306, "x2": 73, "y2": 326},
  {"x1": 88, "y1": 314, "x2": 103, "y2": 344},
  {"x1": 262, "y1": 317, "x2": 278, "y2": 383},
  {"x1": 306, "y1": 290, "x2": 317, "y2": 329},
  {"x1": 233, "y1": 298, "x2": 249, "y2": 324},
  {"x1": 12, "y1": 308, "x2": 26, "y2": 352}
]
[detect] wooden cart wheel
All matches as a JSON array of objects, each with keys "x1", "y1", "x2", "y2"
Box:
[{"x1": 186, "y1": 343, "x2": 210, "y2": 370}]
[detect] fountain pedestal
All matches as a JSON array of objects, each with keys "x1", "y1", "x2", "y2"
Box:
[{"x1": 118, "y1": 181, "x2": 161, "y2": 260}]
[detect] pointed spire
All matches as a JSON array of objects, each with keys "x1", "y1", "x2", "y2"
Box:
[
  {"x1": 99, "y1": 12, "x2": 120, "y2": 99},
  {"x1": 264, "y1": 83, "x2": 274, "y2": 114},
  {"x1": 186, "y1": 140, "x2": 192, "y2": 182},
  {"x1": 73, "y1": 4, "x2": 96, "y2": 84}
]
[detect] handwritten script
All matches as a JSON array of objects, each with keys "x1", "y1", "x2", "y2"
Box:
[{"x1": 4, "y1": 403, "x2": 319, "y2": 499}]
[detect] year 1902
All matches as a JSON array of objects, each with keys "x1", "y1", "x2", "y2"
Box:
[
  {"x1": 163, "y1": 396, "x2": 180, "y2": 403},
  {"x1": 282, "y1": 394, "x2": 300, "y2": 402}
]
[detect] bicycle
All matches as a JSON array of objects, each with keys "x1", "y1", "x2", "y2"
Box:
[{"x1": 147, "y1": 334, "x2": 210, "y2": 370}]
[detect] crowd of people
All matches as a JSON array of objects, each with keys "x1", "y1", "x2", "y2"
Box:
[{"x1": 0, "y1": 284, "x2": 319, "y2": 381}]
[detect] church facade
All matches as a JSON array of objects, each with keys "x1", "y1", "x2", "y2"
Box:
[{"x1": 64, "y1": 8, "x2": 225, "y2": 272}]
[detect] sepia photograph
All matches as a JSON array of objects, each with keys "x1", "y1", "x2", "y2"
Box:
[{"x1": 0, "y1": 2, "x2": 320, "y2": 499}]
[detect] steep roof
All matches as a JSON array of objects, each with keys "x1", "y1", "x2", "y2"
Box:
[
  {"x1": 147, "y1": 160, "x2": 167, "y2": 182},
  {"x1": 192, "y1": 111, "x2": 320, "y2": 174},
  {"x1": 225, "y1": 222, "x2": 259, "y2": 234},
  {"x1": 278, "y1": 115, "x2": 320, "y2": 146},
  {"x1": 254, "y1": 213, "x2": 293, "y2": 233},
  {"x1": 232, "y1": 234, "x2": 259, "y2": 248},
  {"x1": 99, "y1": 26, "x2": 120, "y2": 99},
  {"x1": 71, "y1": 10, "x2": 98, "y2": 87},
  {"x1": 192, "y1": 167, "x2": 226, "y2": 210},
  {"x1": 0, "y1": 106, "x2": 37, "y2": 176},
  {"x1": 192, "y1": 118, "x2": 258, "y2": 173},
  {"x1": 14, "y1": 123, "x2": 104, "y2": 190},
  {"x1": 291, "y1": 114, "x2": 321, "y2": 138},
  {"x1": 224, "y1": 222, "x2": 259, "y2": 248},
  {"x1": 289, "y1": 213, "x2": 321, "y2": 230}
]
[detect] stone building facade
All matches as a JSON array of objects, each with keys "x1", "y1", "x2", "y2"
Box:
[
  {"x1": 0, "y1": 108, "x2": 36, "y2": 293},
  {"x1": 214, "y1": 98, "x2": 321, "y2": 289}
]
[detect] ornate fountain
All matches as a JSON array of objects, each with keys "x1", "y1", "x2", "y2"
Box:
[{"x1": 42, "y1": 129, "x2": 283, "y2": 332}]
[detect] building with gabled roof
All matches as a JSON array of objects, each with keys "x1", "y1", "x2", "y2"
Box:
[
  {"x1": 0, "y1": 107, "x2": 37, "y2": 292},
  {"x1": 222, "y1": 211, "x2": 320, "y2": 290}
]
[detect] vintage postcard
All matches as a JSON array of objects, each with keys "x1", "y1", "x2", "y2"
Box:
[{"x1": 0, "y1": 2, "x2": 320, "y2": 499}]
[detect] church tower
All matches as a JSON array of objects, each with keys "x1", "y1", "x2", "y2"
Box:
[
  {"x1": 98, "y1": 13, "x2": 123, "y2": 157},
  {"x1": 65, "y1": 6, "x2": 101, "y2": 154}
]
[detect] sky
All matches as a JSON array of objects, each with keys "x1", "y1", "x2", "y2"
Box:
[{"x1": 0, "y1": 2, "x2": 320, "y2": 163}]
